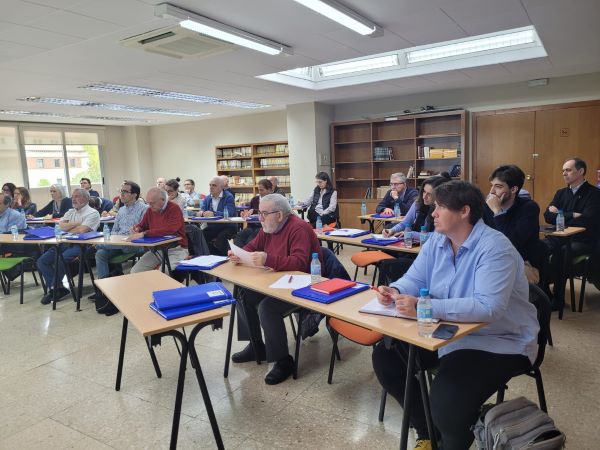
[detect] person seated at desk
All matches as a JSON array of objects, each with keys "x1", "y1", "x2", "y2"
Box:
[
  {"x1": 34, "y1": 184, "x2": 72, "y2": 219},
  {"x1": 268, "y1": 176, "x2": 286, "y2": 196},
  {"x1": 80, "y1": 177, "x2": 99, "y2": 197},
  {"x1": 300, "y1": 171, "x2": 338, "y2": 228},
  {"x1": 37, "y1": 188, "x2": 100, "y2": 304},
  {"x1": 94, "y1": 181, "x2": 148, "y2": 280},
  {"x1": 88, "y1": 196, "x2": 114, "y2": 215},
  {"x1": 2, "y1": 183, "x2": 16, "y2": 204},
  {"x1": 197, "y1": 176, "x2": 236, "y2": 255},
  {"x1": 182, "y1": 178, "x2": 204, "y2": 207},
  {"x1": 126, "y1": 188, "x2": 188, "y2": 273},
  {"x1": 0, "y1": 192, "x2": 26, "y2": 232},
  {"x1": 156, "y1": 177, "x2": 167, "y2": 190},
  {"x1": 485, "y1": 165, "x2": 541, "y2": 283},
  {"x1": 376, "y1": 172, "x2": 418, "y2": 218},
  {"x1": 228, "y1": 194, "x2": 321, "y2": 385},
  {"x1": 165, "y1": 178, "x2": 187, "y2": 213},
  {"x1": 13, "y1": 187, "x2": 37, "y2": 216},
  {"x1": 235, "y1": 178, "x2": 273, "y2": 247},
  {"x1": 543, "y1": 157, "x2": 600, "y2": 308},
  {"x1": 372, "y1": 181, "x2": 538, "y2": 450}
]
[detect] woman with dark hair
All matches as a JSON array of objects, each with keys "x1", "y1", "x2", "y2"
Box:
[
  {"x1": 301, "y1": 171, "x2": 338, "y2": 227},
  {"x1": 2, "y1": 183, "x2": 16, "y2": 206},
  {"x1": 165, "y1": 178, "x2": 187, "y2": 212},
  {"x1": 383, "y1": 172, "x2": 452, "y2": 237},
  {"x1": 35, "y1": 184, "x2": 72, "y2": 218},
  {"x1": 14, "y1": 187, "x2": 37, "y2": 216}
]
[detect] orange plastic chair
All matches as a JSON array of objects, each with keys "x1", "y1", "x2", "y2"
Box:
[{"x1": 350, "y1": 250, "x2": 395, "y2": 285}]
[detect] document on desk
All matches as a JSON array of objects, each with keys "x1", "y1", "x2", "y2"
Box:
[
  {"x1": 177, "y1": 255, "x2": 228, "y2": 268},
  {"x1": 269, "y1": 275, "x2": 312, "y2": 289},
  {"x1": 359, "y1": 297, "x2": 440, "y2": 322},
  {"x1": 228, "y1": 240, "x2": 263, "y2": 267}
]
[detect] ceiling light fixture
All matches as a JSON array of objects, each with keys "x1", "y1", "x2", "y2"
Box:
[
  {"x1": 80, "y1": 82, "x2": 270, "y2": 109},
  {"x1": 154, "y1": 3, "x2": 292, "y2": 55},
  {"x1": 291, "y1": 0, "x2": 381, "y2": 36},
  {"x1": 0, "y1": 110, "x2": 149, "y2": 122},
  {"x1": 319, "y1": 54, "x2": 398, "y2": 77},
  {"x1": 19, "y1": 97, "x2": 210, "y2": 117}
]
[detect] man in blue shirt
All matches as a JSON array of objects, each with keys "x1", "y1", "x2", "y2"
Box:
[
  {"x1": 375, "y1": 172, "x2": 418, "y2": 217},
  {"x1": 197, "y1": 176, "x2": 236, "y2": 255},
  {"x1": 0, "y1": 193, "x2": 26, "y2": 232},
  {"x1": 372, "y1": 181, "x2": 538, "y2": 450}
]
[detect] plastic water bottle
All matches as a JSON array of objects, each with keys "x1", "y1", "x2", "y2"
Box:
[
  {"x1": 289, "y1": 195, "x2": 296, "y2": 208},
  {"x1": 404, "y1": 227, "x2": 413, "y2": 248},
  {"x1": 103, "y1": 223, "x2": 111, "y2": 242},
  {"x1": 223, "y1": 208, "x2": 229, "y2": 220},
  {"x1": 394, "y1": 203, "x2": 400, "y2": 218},
  {"x1": 556, "y1": 210, "x2": 565, "y2": 232},
  {"x1": 361, "y1": 201, "x2": 367, "y2": 216},
  {"x1": 310, "y1": 253, "x2": 321, "y2": 284},
  {"x1": 10, "y1": 224, "x2": 18, "y2": 241},
  {"x1": 417, "y1": 288, "x2": 433, "y2": 337},
  {"x1": 419, "y1": 225, "x2": 428, "y2": 245},
  {"x1": 54, "y1": 223, "x2": 62, "y2": 241},
  {"x1": 316, "y1": 215, "x2": 323, "y2": 233}
]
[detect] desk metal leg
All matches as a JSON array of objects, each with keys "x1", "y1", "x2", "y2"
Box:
[
  {"x1": 115, "y1": 317, "x2": 129, "y2": 391},
  {"x1": 164, "y1": 248, "x2": 173, "y2": 275},
  {"x1": 188, "y1": 320, "x2": 225, "y2": 450},
  {"x1": 418, "y1": 368, "x2": 437, "y2": 450},
  {"x1": 400, "y1": 344, "x2": 416, "y2": 450},
  {"x1": 52, "y1": 244, "x2": 61, "y2": 310},
  {"x1": 76, "y1": 245, "x2": 85, "y2": 311},
  {"x1": 223, "y1": 303, "x2": 236, "y2": 378},
  {"x1": 145, "y1": 337, "x2": 162, "y2": 379}
]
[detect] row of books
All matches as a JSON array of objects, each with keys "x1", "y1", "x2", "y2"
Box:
[
  {"x1": 235, "y1": 193, "x2": 253, "y2": 204},
  {"x1": 373, "y1": 146, "x2": 393, "y2": 161},
  {"x1": 255, "y1": 175, "x2": 290, "y2": 185},
  {"x1": 417, "y1": 146, "x2": 461, "y2": 159},
  {"x1": 230, "y1": 176, "x2": 254, "y2": 186},
  {"x1": 258, "y1": 157, "x2": 288, "y2": 168},
  {"x1": 256, "y1": 144, "x2": 288, "y2": 155},
  {"x1": 218, "y1": 159, "x2": 252, "y2": 170},
  {"x1": 216, "y1": 146, "x2": 252, "y2": 158}
]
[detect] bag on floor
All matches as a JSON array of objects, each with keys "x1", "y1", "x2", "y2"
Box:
[{"x1": 472, "y1": 396, "x2": 565, "y2": 449}]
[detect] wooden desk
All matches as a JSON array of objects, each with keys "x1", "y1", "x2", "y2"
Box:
[
  {"x1": 95, "y1": 271, "x2": 228, "y2": 450},
  {"x1": 205, "y1": 262, "x2": 483, "y2": 450},
  {"x1": 317, "y1": 232, "x2": 420, "y2": 255},
  {"x1": 357, "y1": 214, "x2": 403, "y2": 233}
]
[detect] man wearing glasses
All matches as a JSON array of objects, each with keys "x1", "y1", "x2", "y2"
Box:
[
  {"x1": 228, "y1": 194, "x2": 322, "y2": 385},
  {"x1": 94, "y1": 181, "x2": 148, "y2": 283},
  {"x1": 375, "y1": 172, "x2": 418, "y2": 217}
]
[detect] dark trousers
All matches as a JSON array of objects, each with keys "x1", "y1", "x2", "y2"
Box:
[
  {"x1": 307, "y1": 209, "x2": 336, "y2": 228},
  {"x1": 377, "y1": 257, "x2": 415, "y2": 286},
  {"x1": 203, "y1": 224, "x2": 237, "y2": 256},
  {"x1": 236, "y1": 288, "x2": 295, "y2": 362},
  {"x1": 544, "y1": 237, "x2": 590, "y2": 305},
  {"x1": 372, "y1": 341, "x2": 530, "y2": 450}
]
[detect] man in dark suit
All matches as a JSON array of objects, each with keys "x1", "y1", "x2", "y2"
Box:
[
  {"x1": 375, "y1": 172, "x2": 418, "y2": 217},
  {"x1": 543, "y1": 157, "x2": 600, "y2": 310}
]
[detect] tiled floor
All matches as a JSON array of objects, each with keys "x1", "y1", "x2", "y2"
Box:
[{"x1": 0, "y1": 247, "x2": 597, "y2": 449}]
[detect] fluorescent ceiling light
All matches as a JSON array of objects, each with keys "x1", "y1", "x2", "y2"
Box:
[
  {"x1": 80, "y1": 82, "x2": 270, "y2": 109},
  {"x1": 155, "y1": 3, "x2": 292, "y2": 55},
  {"x1": 319, "y1": 54, "x2": 398, "y2": 77},
  {"x1": 258, "y1": 26, "x2": 546, "y2": 90},
  {"x1": 0, "y1": 110, "x2": 148, "y2": 122},
  {"x1": 406, "y1": 29, "x2": 536, "y2": 64},
  {"x1": 291, "y1": 0, "x2": 380, "y2": 36},
  {"x1": 20, "y1": 97, "x2": 209, "y2": 117}
]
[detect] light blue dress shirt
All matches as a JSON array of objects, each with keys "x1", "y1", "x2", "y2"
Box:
[
  {"x1": 390, "y1": 219, "x2": 539, "y2": 363},
  {"x1": 390, "y1": 201, "x2": 417, "y2": 233},
  {"x1": 112, "y1": 201, "x2": 149, "y2": 235},
  {"x1": 0, "y1": 208, "x2": 27, "y2": 232}
]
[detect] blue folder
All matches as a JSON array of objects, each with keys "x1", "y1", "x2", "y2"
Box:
[
  {"x1": 370, "y1": 213, "x2": 397, "y2": 219},
  {"x1": 361, "y1": 237, "x2": 401, "y2": 246},
  {"x1": 149, "y1": 299, "x2": 235, "y2": 320},
  {"x1": 189, "y1": 216, "x2": 222, "y2": 221},
  {"x1": 23, "y1": 234, "x2": 54, "y2": 240},
  {"x1": 24, "y1": 226, "x2": 59, "y2": 239},
  {"x1": 65, "y1": 231, "x2": 103, "y2": 241},
  {"x1": 152, "y1": 281, "x2": 233, "y2": 310},
  {"x1": 131, "y1": 235, "x2": 176, "y2": 244},
  {"x1": 291, "y1": 282, "x2": 369, "y2": 304},
  {"x1": 325, "y1": 229, "x2": 369, "y2": 238},
  {"x1": 175, "y1": 258, "x2": 228, "y2": 271}
]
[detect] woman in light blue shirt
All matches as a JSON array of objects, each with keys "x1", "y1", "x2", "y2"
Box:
[{"x1": 372, "y1": 181, "x2": 539, "y2": 450}]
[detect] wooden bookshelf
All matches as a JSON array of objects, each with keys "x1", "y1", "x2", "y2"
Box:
[
  {"x1": 216, "y1": 141, "x2": 290, "y2": 204},
  {"x1": 331, "y1": 110, "x2": 467, "y2": 200}
]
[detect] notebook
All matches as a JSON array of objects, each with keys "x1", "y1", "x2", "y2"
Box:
[
  {"x1": 326, "y1": 228, "x2": 370, "y2": 238},
  {"x1": 131, "y1": 235, "x2": 176, "y2": 244},
  {"x1": 175, "y1": 255, "x2": 229, "y2": 271},
  {"x1": 310, "y1": 278, "x2": 356, "y2": 295},
  {"x1": 152, "y1": 281, "x2": 233, "y2": 310},
  {"x1": 292, "y1": 282, "x2": 369, "y2": 304},
  {"x1": 359, "y1": 297, "x2": 440, "y2": 322},
  {"x1": 65, "y1": 231, "x2": 103, "y2": 241}
]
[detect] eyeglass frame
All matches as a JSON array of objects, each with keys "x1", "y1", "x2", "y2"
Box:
[{"x1": 258, "y1": 210, "x2": 281, "y2": 219}]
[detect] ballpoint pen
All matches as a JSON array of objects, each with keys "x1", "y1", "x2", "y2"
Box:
[{"x1": 288, "y1": 275, "x2": 293, "y2": 283}]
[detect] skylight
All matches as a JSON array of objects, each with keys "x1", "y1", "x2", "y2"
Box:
[{"x1": 258, "y1": 26, "x2": 546, "y2": 90}]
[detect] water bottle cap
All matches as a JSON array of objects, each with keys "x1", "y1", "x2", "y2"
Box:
[
  {"x1": 419, "y1": 288, "x2": 429, "y2": 297},
  {"x1": 312, "y1": 252, "x2": 318, "y2": 258}
]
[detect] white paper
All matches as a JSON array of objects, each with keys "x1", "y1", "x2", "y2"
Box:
[
  {"x1": 229, "y1": 217, "x2": 244, "y2": 222},
  {"x1": 329, "y1": 228, "x2": 366, "y2": 236},
  {"x1": 269, "y1": 274, "x2": 312, "y2": 289},
  {"x1": 359, "y1": 297, "x2": 440, "y2": 322},
  {"x1": 178, "y1": 255, "x2": 228, "y2": 267},
  {"x1": 228, "y1": 239, "x2": 261, "y2": 267},
  {"x1": 371, "y1": 234, "x2": 397, "y2": 241}
]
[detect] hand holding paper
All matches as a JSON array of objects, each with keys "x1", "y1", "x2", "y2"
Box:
[{"x1": 228, "y1": 240, "x2": 265, "y2": 267}]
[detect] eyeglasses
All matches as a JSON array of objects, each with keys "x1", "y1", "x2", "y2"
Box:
[
  {"x1": 209, "y1": 183, "x2": 218, "y2": 187},
  {"x1": 165, "y1": 189, "x2": 175, "y2": 194},
  {"x1": 120, "y1": 189, "x2": 132, "y2": 194},
  {"x1": 390, "y1": 182, "x2": 405, "y2": 186},
  {"x1": 258, "y1": 210, "x2": 281, "y2": 219}
]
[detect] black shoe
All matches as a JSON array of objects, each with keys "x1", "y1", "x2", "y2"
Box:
[
  {"x1": 265, "y1": 355, "x2": 294, "y2": 385},
  {"x1": 232, "y1": 343, "x2": 266, "y2": 363},
  {"x1": 103, "y1": 302, "x2": 120, "y2": 316},
  {"x1": 88, "y1": 292, "x2": 99, "y2": 301},
  {"x1": 54, "y1": 287, "x2": 70, "y2": 301},
  {"x1": 40, "y1": 291, "x2": 53, "y2": 305}
]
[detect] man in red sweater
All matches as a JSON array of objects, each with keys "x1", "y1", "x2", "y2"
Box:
[
  {"x1": 127, "y1": 187, "x2": 188, "y2": 273},
  {"x1": 229, "y1": 193, "x2": 321, "y2": 385}
]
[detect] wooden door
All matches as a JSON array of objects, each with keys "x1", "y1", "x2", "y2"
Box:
[
  {"x1": 473, "y1": 111, "x2": 535, "y2": 196},
  {"x1": 534, "y1": 105, "x2": 600, "y2": 218}
]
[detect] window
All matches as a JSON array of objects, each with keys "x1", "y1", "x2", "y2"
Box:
[
  {"x1": 36, "y1": 158, "x2": 44, "y2": 168},
  {"x1": 54, "y1": 159, "x2": 61, "y2": 168},
  {"x1": 69, "y1": 158, "x2": 76, "y2": 167},
  {"x1": 0, "y1": 126, "x2": 24, "y2": 185}
]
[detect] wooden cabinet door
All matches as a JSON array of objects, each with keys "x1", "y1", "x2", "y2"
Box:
[{"x1": 473, "y1": 112, "x2": 535, "y2": 196}]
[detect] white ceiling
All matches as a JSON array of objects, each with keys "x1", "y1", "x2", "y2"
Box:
[{"x1": 1, "y1": 0, "x2": 599, "y2": 125}]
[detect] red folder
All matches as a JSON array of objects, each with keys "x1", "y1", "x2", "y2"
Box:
[{"x1": 310, "y1": 278, "x2": 357, "y2": 295}]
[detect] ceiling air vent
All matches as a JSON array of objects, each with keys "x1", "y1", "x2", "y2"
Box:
[{"x1": 120, "y1": 26, "x2": 234, "y2": 59}]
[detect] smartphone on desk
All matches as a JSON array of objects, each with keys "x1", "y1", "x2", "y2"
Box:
[{"x1": 432, "y1": 324, "x2": 459, "y2": 340}]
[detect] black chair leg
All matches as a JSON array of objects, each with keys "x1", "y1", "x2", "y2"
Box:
[
  {"x1": 534, "y1": 368, "x2": 548, "y2": 413},
  {"x1": 327, "y1": 330, "x2": 339, "y2": 385},
  {"x1": 31, "y1": 268, "x2": 39, "y2": 287},
  {"x1": 578, "y1": 267, "x2": 588, "y2": 313},
  {"x1": 353, "y1": 266, "x2": 358, "y2": 281},
  {"x1": 547, "y1": 325, "x2": 554, "y2": 347},
  {"x1": 292, "y1": 315, "x2": 301, "y2": 379},
  {"x1": 223, "y1": 303, "x2": 236, "y2": 378},
  {"x1": 378, "y1": 388, "x2": 387, "y2": 422},
  {"x1": 569, "y1": 275, "x2": 576, "y2": 312},
  {"x1": 289, "y1": 315, "x2": 297, "y2": 338},
  {"x1": 19, "y1": 262, "x2": 25, "y2": 305},
  {"x1": 371, "y1": 266, "x2": 379, "y2": 286}
]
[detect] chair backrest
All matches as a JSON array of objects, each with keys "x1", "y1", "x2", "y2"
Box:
[
  {"x1": 185, "y1": 223, "x2": 210, "y2": 257},
  {"x1": 321, "y1": 247, "x2": 350, "y2": 280},
  {"x1": 528, "y1": 283, "x2": 552, "y2": 369}
]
